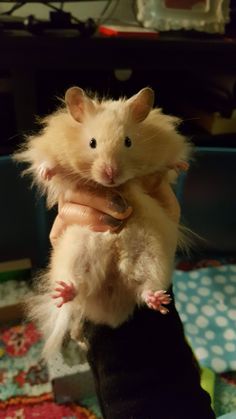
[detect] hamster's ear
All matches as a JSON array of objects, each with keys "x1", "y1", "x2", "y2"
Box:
[
  {"x1": 65, "y1": 86, "x2": 95, "y2": 122},
  {"x1": 127, "y1": 87, "x2": 154, "y2": 122}
]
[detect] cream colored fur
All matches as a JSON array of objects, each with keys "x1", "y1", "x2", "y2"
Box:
[{"x1": 15, "y1": 87, "x2": 192, "y2": 359}]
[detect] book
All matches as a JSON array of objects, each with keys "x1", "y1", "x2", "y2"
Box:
[
  {"x1": 98, "y1": 24, "x2": 159, "y2": 39},
  {"x1": 0, "y1": 258, "x2": 31, "y2": 283}
]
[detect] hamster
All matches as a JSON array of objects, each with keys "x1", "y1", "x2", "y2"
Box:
[{"x1": 14, "y1": 87, "x2": 192, "y2": 359}]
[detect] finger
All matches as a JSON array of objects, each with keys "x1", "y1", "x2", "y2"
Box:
[
  {"x1": 62, "y1": 187, "x2": 132, "y2": 220},
  {"x1": 49, "y1": 215, "x2": 66, "y2": 247},
  {"x1": 60, "y1": 203, "x2": 125, "y2": 232},
  {"x1": 50, "y1": 204, "x2": 125, "y2": 247},
  {"x1": 152, "y1": 181, "x2": 181, "y2": 223},
  {"x1": 140, "y1": 172, "x2": 181, "y2": 223}
]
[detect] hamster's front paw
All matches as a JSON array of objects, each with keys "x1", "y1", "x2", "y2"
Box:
[
  {"x1": 168, "y1": 161, "x2": 189, "y2": 173},
  {"x1": 52, "y1": 281, "x2": 77, "y2": 308},
  {"x1": 38, "y1": 162, "x2": 57, "y2": 181},
  {"x1": 142, "y1": 290, "x2": 171, "y2": 314}
]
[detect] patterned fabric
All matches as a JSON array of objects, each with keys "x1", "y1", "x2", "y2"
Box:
[
  {"x1": 173, "y1": 265, "x2": 236, "y2": 373},
  {"x1": 0, "y1": 322, "x2": 99, "y2": 418},
  {"x1": 217, "y1": 412, "x2": 236, "y2": 419},
  {"x1": 0, "y1": 400, "x2": 97, "y2": 418},
  {"x1": 0, "y1": 322, "x2": 51, "y2": 400},
  {"x1": 215, "y1": 372, "x2": 236, "y2": 417}
]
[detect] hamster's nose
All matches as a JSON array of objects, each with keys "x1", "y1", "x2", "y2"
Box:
[{"x1": 102, "y1": 164, "x2": 118, "y2": 184}]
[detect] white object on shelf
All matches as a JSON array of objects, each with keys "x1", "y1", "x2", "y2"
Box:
[
  {"x1": 136, "y1": 0, "x2": 230, "y2": 33},
  {"x1": 0, "y1": 279, "x2": 30, "y2": 307}
]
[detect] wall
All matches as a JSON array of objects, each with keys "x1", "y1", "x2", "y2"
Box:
[{"x1": 0, "y1": 1, "x2": 135, "y2": 23}]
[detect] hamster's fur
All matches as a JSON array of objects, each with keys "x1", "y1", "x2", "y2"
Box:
[{"x1": 14, "y1": 87, "x2": 192, "y2": 359}]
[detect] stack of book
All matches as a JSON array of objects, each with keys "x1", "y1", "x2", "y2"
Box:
[{"x1": 179, "y1": 103, "x2": 236, "y2": 135}]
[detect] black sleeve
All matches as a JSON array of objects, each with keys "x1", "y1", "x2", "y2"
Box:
[{"x1": 83, "y1": 290, "x2": 216, "y2": 419}]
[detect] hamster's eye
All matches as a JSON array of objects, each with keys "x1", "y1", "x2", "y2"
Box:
[
  {"x1": 89, "y1": 138, "x2": 97, "y2": 149},
  {"x1": 124, "y1": 136, "x2": 132, "y2": 148}
]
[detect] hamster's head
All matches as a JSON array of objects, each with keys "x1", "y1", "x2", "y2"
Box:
[{"x1": 65, "y1": 86, "x2": 181, "y2": 187}]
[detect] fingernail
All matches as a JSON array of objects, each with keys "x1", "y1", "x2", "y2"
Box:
[
  {"x1": 103, "y1": 215, "x2": 124, "y2": 228},
  {"x1": 109, "y1": 194, "x2": 129, "y2": 213}
]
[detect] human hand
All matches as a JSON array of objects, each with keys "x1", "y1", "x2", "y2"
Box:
[
  {"x1": 50, "y1": 173, "x2": 181, "y2": 246},
  {"x1": 149, "y1": 178, "x2": 181, "y2": 224},
  {"x1": 50, "y1": 180, "x2": 180, "y2": 249},
  {"x1": 49, "y1": 186, "x2": 133, "y2": 246}
]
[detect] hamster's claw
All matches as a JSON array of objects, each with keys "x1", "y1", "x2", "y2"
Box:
[
  {"x1": 143, "y1": 290, "x2": 171, "y2": 314},
  {"x1": 52, "y1": 281, "x2": 77, "y2": 308}
]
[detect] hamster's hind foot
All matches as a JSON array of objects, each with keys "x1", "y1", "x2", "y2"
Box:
[{"x1": 142, "y1": 290, "x2": 171, "y2": 314}]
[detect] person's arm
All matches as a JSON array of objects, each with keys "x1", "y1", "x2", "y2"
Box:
[{"x1": 50, "y1": 180, "x2": 215, "y2": 419}]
